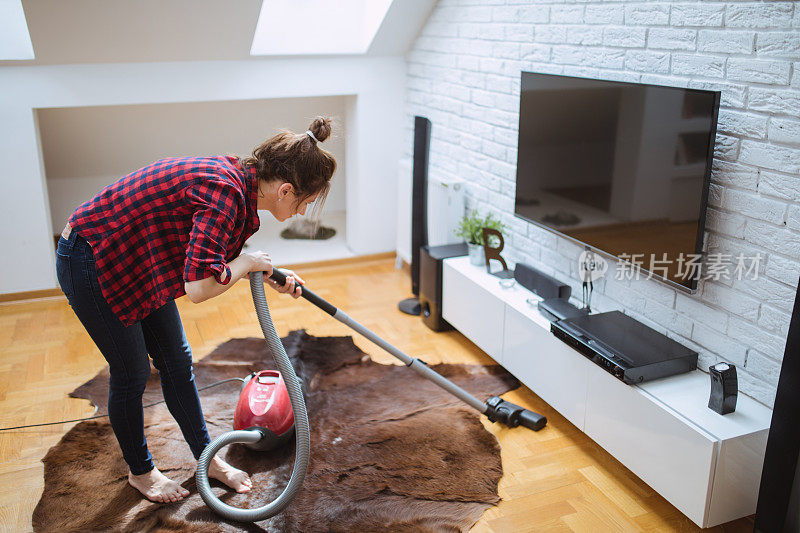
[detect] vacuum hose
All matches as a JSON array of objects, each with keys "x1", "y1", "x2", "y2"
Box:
[{"x1": 195, "y1": 271, "x2": 311, "y2": 522}]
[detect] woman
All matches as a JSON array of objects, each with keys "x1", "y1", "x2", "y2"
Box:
[{"x1": 55, "y1": 117, "x2": 336, "y2": 503}]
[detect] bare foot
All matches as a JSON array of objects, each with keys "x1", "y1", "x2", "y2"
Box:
[
  {"x1": 128, "y1": 467, "x2": 190, "y2": 503},
  {"x1": 207, "y1": 456, "x2": 253, "y2": 493}
]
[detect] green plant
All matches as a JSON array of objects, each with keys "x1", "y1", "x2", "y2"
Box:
[{"x1": 454, "y1": 210, "x2": 505, "y2": 246}]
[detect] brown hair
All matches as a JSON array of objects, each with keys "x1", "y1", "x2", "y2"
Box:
[{"x1": 242, "y1": 116, "x2": 337, "y2": 225}]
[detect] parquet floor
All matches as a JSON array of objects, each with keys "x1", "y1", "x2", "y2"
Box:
[{"x1": 0, "y1": 257, "x2": 753, "y2": 532}]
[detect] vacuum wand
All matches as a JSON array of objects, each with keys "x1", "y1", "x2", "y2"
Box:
[{"x1": 268, "y1": 270, "x2": 546, "y2": 431}]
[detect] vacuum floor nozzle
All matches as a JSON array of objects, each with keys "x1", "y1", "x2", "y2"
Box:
[{"x1": 484, "y1": 396, "x2": 547, "y2": 431}]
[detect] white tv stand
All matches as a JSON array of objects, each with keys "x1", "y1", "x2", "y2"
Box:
[{"x1": 442, "y1": 256, "x2": 772, "y2": 528}]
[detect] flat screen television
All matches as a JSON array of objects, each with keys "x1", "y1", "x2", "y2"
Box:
[{"x1": 515, "y1": 72, "x2": 720, "y2": 292}]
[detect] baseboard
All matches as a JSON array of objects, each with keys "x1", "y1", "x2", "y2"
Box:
[
  {"x1": 282, "y1": 251, "x2": 396, "y2": 271},
  {"x1": 395, "y1": 257, "x2": 411, "y2": 275},
  {"x1": 0, "y1": 288, "x2": 64, "y2": 304}
]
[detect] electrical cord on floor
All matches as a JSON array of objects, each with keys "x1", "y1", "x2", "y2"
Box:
[{"x1": 0, "y1": 376, "x2": 246, "y2": 432}]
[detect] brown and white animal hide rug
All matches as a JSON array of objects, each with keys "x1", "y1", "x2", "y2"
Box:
[{"x1": 32, "y1": 330, "x2": 518, "y2": 532}]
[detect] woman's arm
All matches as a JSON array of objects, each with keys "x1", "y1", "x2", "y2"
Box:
[{"x1": 184, "y1": 251, "x2": 271, "y2": 303}]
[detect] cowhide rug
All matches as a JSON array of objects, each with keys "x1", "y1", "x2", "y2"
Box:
[{"x1": 32, "y1": 330, "x2": 518, "y2": 532}]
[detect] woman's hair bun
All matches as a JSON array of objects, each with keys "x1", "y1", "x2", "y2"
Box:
[{"x1": 308, "y1": 116, "x2": 332, "y2": 143}]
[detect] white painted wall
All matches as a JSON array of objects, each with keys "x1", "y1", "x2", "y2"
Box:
[
  {"x1": 0, "y1": 56, "x2": 405, "y2": 294},
  {"x1": 402, "y1": 0, "x2": 800, "y2": 407},
  {"x1": 39, "y1": 96, "x2": 348, "y2": 235}
]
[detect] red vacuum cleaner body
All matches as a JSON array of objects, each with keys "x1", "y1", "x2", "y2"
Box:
[{"x1": 233, "y1": 370, "x2": 295, "y2": 451}]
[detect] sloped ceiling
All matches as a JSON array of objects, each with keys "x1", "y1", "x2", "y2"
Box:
[
  {"x1": 7, "y1": 0, "x2": 262, "y2": 65},
  {"x1": 2, "y1": 0, "x2": 436, "y2": 66}
]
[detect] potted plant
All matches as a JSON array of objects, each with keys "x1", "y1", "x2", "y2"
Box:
[{"x1": 454, "y1": 210, "x2": 505, "y2": 265}]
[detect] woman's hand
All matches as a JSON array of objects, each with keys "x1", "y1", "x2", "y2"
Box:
[
  {"x1": 266, "y1": 269, "x2": 305, "y2": 299},
  {"x1": 242, "y1": 250, "x2": 273, "y2": 279},
  {"x1": 186, "y1": 251, "x2": 272, "y2": 304}
]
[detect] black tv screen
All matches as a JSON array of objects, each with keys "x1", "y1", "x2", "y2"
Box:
[{"x1": 515, "y1": 72, "x2": 720, "y2": 292}]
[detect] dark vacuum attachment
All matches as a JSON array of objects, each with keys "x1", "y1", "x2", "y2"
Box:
[{"x1": 485, "y1": 396, "x2": 547, "y2": 431}]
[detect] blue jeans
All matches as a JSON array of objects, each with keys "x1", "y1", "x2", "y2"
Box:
[{"x1": 56, "y1": 230, "x2": 211, "y2": 475}]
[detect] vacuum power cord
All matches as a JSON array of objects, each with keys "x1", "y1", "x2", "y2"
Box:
[{"x1": 0, "y1": 377, "x2": 245, "y2": 432}]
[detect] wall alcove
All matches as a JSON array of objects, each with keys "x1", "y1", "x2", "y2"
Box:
[{"x1": 37, "y1": 95, "x2": 352, "y2": 267}]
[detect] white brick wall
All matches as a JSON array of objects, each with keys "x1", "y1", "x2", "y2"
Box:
[{"x1": 403, "y1": 0, "x2": 800, "y2": 408}]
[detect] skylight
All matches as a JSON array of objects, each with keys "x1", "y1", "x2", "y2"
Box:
[
  {"x1": 0, "y1": 0, "x2": 34, "y2": 60},
  {"x1": 250, "y1": 0, "x2": 393, "y2": 56}
]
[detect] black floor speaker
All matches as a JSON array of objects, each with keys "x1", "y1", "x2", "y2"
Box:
[
  {"x1": 419, "y1": 243, "x2": 468, "y2": 332},
  {"x1": 398, "y1": 115, "x2": 432, "y2": 316}
]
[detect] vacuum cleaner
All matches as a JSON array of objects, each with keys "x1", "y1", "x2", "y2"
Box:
[{"x1": 196, "y1": 270, "x2": 547, "y2": 523}]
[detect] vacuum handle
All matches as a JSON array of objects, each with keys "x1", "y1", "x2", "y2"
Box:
[{"x1": 267, "y1": 270, "x2": 337, "y2": 316}]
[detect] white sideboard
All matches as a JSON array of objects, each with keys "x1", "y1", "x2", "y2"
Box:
[{"x1": 442, "y1": 256, "x2": 773, "y2": 528}]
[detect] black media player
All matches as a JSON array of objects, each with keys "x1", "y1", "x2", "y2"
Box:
[{"x1": 550, "y1": 311, "x2": 698, "y2": 384}]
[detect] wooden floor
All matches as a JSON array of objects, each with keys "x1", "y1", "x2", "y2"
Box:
[{"x1": 0, "y1": 257, "x2": 753, "y2": 532}]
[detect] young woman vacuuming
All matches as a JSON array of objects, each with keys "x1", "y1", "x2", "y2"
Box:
[{"x1": 55, "y1": 117, "x2": 336, "y2": 503}]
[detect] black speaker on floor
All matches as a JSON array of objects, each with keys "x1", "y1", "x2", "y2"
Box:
[
  {"x1": 399, "y1": 116, "x2": 432, "y2": 316},
  {"x1": 754, "y1": 275, "x2": 800, "y2": 532},
  {"x1": 419, "y1": 243, "x2": 468, "y2": 332}
]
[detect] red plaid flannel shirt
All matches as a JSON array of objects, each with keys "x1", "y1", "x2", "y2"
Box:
[{"x1": 69, "y1": 156, "x2": 260, "y2": 326}]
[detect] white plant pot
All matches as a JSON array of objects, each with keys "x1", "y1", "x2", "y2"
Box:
[{"x1": 467, "y1": 243, "x2": 485, "y2": 266}]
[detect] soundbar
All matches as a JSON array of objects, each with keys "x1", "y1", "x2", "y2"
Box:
[{"x1": 514, "y1": 263, "x2": 571, "y2": 300}]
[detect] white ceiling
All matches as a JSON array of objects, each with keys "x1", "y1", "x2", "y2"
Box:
[
  {"x1": 1, "y1": 0, "x2": 437, "y2": 66},
  {"x1": 5, "y1": 0, "x2": 262, "y2": 65}
]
